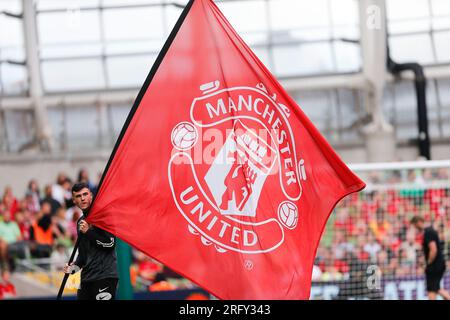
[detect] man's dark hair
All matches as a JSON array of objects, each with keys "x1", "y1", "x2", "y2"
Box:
[
  {"x1": 72, "y1": 182, "x2": 90, "y2": 194},
  {"x1": 410, "y1": 215, "x2": 424, "y2": 225}
]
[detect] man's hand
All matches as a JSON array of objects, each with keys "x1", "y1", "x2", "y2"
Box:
[
  {"x1": 63, "y1": 263, "x2": 80, "y2": 274},
  {"x1": 79, "y1": 220, "x2": 90, "y2": 234}
]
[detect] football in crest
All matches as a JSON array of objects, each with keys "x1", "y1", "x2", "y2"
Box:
[
  {"x1": 171, "y1": 122, "x2": 198, "y2": 150},
  {"x1": 278, "y1": 201, "x2": 298, "y2": 229}
]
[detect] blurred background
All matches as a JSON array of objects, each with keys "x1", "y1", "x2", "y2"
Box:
[{"x1": 0, "y1": 0, "x2": 449, "y2": 299}]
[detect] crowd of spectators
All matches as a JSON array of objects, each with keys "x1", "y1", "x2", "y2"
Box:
[
  {"x1": 1, "y1": 167, "x2": 449, "y2": 298},
  {"x1": 0, "y1": 170, "x2": 95, "y2": 298},
  {"x1": 0, "y1": 169, "x2": 191, "y2": 298},
  {"x1": 313, "y1": 168, "x2": 450, "y2": 283}
]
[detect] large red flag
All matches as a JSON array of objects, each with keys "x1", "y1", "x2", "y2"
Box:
[{"x1": 86, "y1": 0, "x2": 365, "y2": 299}]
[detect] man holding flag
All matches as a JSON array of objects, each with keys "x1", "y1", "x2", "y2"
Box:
[
  {"x1": 60, "y1": 0, "x2": 365, "y2": 300},
  {"x1": 63, "y1": 183, "x2": 118, "y2": 300}
]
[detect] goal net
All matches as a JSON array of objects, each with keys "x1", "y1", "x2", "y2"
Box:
[{"x1": 311, "y1": 160, "x2": 450, "y2": 300}]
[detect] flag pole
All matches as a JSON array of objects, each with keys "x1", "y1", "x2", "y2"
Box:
[
  {"x1": 56, "y1": 0, "x2": 196, "y2": 300},
  {"x1": 56, "y1": 237, "x2": 80, "y2": 300}
]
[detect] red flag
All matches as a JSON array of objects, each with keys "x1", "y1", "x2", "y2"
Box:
[{"x1": 86, "y1": 0, "x2": 365, "y2": 299}]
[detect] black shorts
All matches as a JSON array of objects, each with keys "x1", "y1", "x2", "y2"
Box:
[
  {"x1": 77, "y1": 278, "x2": 118, "y2": 300},
  {"x1": 425, "y1": 266, "x2": 446, "y2": 292}
]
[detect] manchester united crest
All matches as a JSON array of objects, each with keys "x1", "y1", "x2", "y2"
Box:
[{"x1": 168, "y1": 81, "x2": 306, "y2": 254}]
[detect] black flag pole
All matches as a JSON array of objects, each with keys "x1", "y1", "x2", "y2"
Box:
[
  {"x1": 56, "y1": 0, "x2": 196, "y2": 300},
  {"x1": 56, "y1": 237, "x2": 80, "y2": 299}
]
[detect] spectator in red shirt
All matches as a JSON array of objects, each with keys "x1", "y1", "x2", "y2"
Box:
[
  {"x1": 2, "y1": 186, "x2": 18, "y2": 221},
  {"x1": 13, "y1": 210, "x2": 31, "y2": 241}
]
